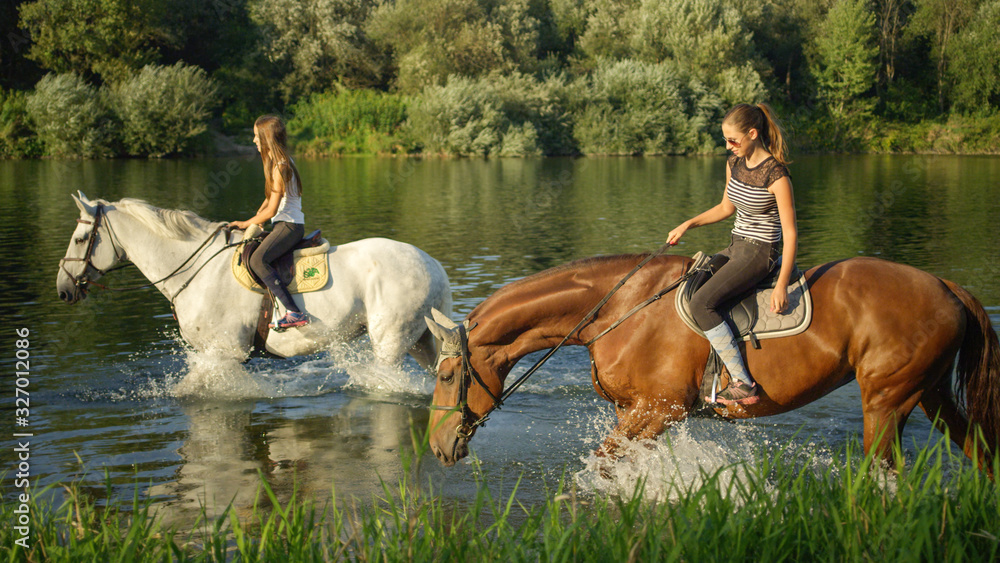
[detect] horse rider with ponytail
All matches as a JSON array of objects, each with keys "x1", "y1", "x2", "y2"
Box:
[{"x1": 666, "y1": 103, "x2": 798, "y2": 405}]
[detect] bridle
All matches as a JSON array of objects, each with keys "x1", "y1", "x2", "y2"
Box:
[
  {"x1": 430, "y1": 321, "x2": 501, "y2": 439},
  {"x1": 59, "y1": 204, "x2": 131, "y2": 293},
  {"x1": 431, "y1": 243, "x2": 695, "y2": 439},
  {"x1": 59, "y1": 203, "x2": 246, "y2": 301}
]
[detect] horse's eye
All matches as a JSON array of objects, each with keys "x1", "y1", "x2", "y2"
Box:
[
  {"x1": 75, "y1": 233, "x2": 90, "y2": 244},
  {"x1": 440, "y1": 371, "x2": 455, "y2": 384}
]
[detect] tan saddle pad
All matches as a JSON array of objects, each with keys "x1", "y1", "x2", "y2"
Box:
[
  {"x1": 675, "y1": 251, "x2": 813, "y2": 345},
  {"x1": 231, "y1": 224, "x2": 330, "y2": 294}
]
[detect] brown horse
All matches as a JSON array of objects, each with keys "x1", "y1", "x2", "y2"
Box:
[{"x1": 424, "y1": 254, "x2": 1000, "y2": 473}]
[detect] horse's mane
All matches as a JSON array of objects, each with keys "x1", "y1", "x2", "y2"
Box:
[
  {"x1": 111, "y1": 198, "x2": 225, "y2": 241},
  {"x1": 470, "y1": 253, "x2": 663, "y2": 316}
]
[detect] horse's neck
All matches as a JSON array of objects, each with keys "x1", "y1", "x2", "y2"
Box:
[
  {"x1": 109, "y1": 209, "x2": 226, "y2": 300},
  {"x1": 469, "y1": 255, "x2": 690, "y2": 378},
  {"x1": 469, "y1": 268, "x2": 608, "y2": 376}
]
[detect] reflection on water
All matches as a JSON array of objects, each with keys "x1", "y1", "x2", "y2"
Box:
[
  {"x1": 148, "y1": 394, "x2": 427, "y2": 523},
  {"x1": 1, "y1": 154, "x2": 998, "y2": 514}
]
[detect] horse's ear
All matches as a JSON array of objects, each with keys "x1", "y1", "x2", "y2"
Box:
[
  {"x1": 424, "y1": 316, "x2": 456, "y2": 346},
  {"x1": 72, "y1": 192, "x2": 95, "y2": 216},
  {"x1": 430, "y1": 308, "x2": 458, "y2": 330}
]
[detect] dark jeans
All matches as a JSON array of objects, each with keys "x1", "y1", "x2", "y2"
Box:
[
  {"x1": 690, "y1": 234, "x2": 779, "y2": 330},
  {"x1": 249, "y1": 221, "x2": 304, "y2": 313}
]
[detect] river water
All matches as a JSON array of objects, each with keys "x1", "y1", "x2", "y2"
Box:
[{"x1": 2, "y1": 154, "x2": 999, "y2": 522}]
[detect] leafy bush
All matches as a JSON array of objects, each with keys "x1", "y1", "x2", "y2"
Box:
[
  {"x1": 288, "y1": 88, "x2": 411, "y2": 155},
  {"x1": 248, "y1": 0, "x2": 388, "y2": 101},
  {"x1": 366, "y1": 0, "x2": 544, "y2": 93},
  {"x1": 947, "y1": 0, "x2": 1000, "y2": 114},
  {"x1": 406, "y1": 72, "x2": 574, "y2": 156},
  {"x1": 567, "y1": 58, "x2": 721, "y2": 155},
  {"x1": 865, "y1": 114, "x2": 1000, "y2": 154},
  {"x1": 577, "y1": 0, "x2": 767, "y2": 108},
  {"x1": 0, "y1": 89, "x2": 43, "y2": 158},
  {"x1": 25, "y1": 73, "x2": 115, "y2": 158},
  {"x1": 107, "y1": 63, "x2": 218, "y2": 157}
]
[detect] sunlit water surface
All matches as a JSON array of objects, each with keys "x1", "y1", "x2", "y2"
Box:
[{"x1": 2, "y1": 155, "x2": 998, "y2": 523}]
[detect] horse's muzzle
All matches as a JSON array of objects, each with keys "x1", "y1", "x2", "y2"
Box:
[
  {"x1": 431, "y1": 435, "x2": 469, "y2": 467},
  {"x1": 56, "y1": 274, "x2": 85, "y2": 304},
  {"x1": 58, "y1": 287, "x2": 84, "y2": 304}
]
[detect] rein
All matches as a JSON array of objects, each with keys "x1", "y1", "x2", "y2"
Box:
[
  {"x1": 61, "y1": 203, "x2": 251, "y2": 301},
  {"x1": 445, "y1": 242, "x2": 694, "y2": 437}
]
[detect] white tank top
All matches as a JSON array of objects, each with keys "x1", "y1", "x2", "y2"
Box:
[{"x1": 272, "y1": 168, "x2": 304, "y2": 224}]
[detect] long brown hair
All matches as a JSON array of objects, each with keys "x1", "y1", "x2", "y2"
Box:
[
  {"x1": 723, "y1": 103, "x2": 789, "y2": 166},
  {"x1": 255, "y1": 115, "x2": 302, "y2": 197}
]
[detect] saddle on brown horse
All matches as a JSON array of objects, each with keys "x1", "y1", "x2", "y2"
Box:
[
  {"x1": 675, "y1": 251, "x2": 813, "y2": 404},
  {"x1": 676, "y1": 251, "x2": 812, "y2": 349}
]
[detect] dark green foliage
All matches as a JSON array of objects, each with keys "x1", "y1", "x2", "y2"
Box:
[
  {"x1": 366, "y1": 0, "x2": 551, "y2": 93},
  {"x1": 17, "y1": 0, "x2": 171, "y2": 83},
  {"x1": 947, "y1": 0, "x2": 1000, "y2": 114},
  {"x1": 249, "y1": 0, "x2": 390, "y2": 102},
  {"x1": 107, "y1": 62, "x2": 218, "y2": 157},
  {"x1": 0, "y1": 88, "x2": 43, "y2": 157},
  {"x1": 288, "y1": 88, "x2": 412, "y2": 155},
  {"x1": 809, "y1": 0, "x2": 879, "y2": 127},
  {"x1": 3, "y1": 0, "x2": 999, "y2": 158}
]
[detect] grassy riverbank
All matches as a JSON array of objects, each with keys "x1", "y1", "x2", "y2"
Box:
[{"x1": 3, "y1": 435, "x2": 998, "y2": 562}]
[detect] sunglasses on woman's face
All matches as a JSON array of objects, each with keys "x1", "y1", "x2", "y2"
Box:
[{"x1": 725, "y1": 134, "x2": 748, "y2": 148}]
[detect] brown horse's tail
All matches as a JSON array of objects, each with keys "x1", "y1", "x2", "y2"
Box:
[{"x1": 944, "y1": 280, "x2": 1000, "y2": 459}]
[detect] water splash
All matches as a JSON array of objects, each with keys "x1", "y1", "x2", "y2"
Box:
[
  {"x1": 167, "y1": 337, "x2": 433, "y2": 400},
  {"x1": 573, "y1": 414, "x2": 845, "y2": 503},
  {"x1": 171, "y1": 349, "x2": 279, "y2": 399},
  {"x1": 330, "y1": 342, "x2": 435, "y2": 396}
]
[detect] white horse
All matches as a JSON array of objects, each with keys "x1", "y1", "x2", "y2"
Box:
[{"x1": 56, "y1": 192, "x2": 452, "y2": 367}]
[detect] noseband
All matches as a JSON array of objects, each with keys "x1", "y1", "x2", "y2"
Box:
[
  {"x1": 59, "y1": 204, "x2": 129, "y2": 291},
  {"x1": 430, "y1": 322, "x2": 501, "y2": 438}
]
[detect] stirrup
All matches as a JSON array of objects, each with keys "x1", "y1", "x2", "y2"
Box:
[
  {"x1": 270, "y1": 311, "x2": 310, "y2": 332},
  {"x1": 712, "y1": 380, "x2": 760, "y2": 405}
]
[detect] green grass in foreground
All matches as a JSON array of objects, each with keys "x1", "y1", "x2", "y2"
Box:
[{"x1": 2, "y1": 433, "x2": 999, "y2": 562}]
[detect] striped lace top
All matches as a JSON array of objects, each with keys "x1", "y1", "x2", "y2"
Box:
[{"x1": 726, "y1": 155, "x2": 790, "y2": 243}]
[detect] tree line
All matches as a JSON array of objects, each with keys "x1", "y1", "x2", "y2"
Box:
[{"x1": 1, "y1": 0, "x2": 998, "y2": 158}]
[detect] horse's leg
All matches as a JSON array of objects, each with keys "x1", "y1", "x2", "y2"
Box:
[
  {"x1": 919, "y1": 384, "x2": 994, "y2": 476},
  {"x1": 408, "y1": 329, "x2": 438, "y2": 372},
  {"x1": 597, "y1": 398, "x2": 688, "y2": 459},
  {"x1": 367, "y1": 313, "x2": 420, "y2": 366},
  {"x1": 861, "y1": 372, "x2": 940, "y2": 470}
]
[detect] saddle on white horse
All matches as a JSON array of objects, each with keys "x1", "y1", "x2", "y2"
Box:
[{"x1": 231, "y1": 223, "x2": 331, "y2": 294}]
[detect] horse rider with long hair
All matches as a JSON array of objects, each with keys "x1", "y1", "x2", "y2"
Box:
[
  {"x1": 229, "y1": 115, "x2": 311, "y2": 331},
  {"x1": 666, "y1": 103, "x2": 797, "y2": 406}
]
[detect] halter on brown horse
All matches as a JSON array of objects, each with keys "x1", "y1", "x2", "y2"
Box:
[{"x1": 424, "y1": 254, "x2": 1000, "y2": 474}]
